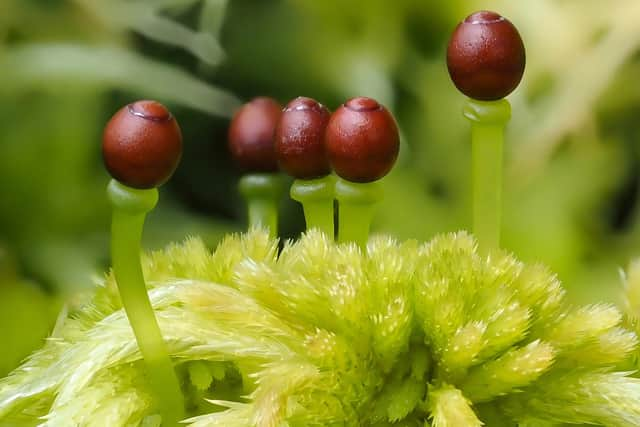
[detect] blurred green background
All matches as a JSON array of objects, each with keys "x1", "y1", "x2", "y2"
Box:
[{"x1": 2, "y1": 0, "x2": 640, "y2": 376}]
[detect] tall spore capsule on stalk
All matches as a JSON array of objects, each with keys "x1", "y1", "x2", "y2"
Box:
[
  {"x1": 275, "y1": 96, "x2": 335, "y2": 237},
  {"x1": 325, "y1": 96, "x2": 400, "y2": 249},
  {"x1": 102, "y1": 100, "x2": 184, "y2": 425},
  {"x1": 228, "y1": 96, "x2": 285, "y2": 237},
  {"x1": 447, "y1": 10, "x2": 526, "y2": 251}
]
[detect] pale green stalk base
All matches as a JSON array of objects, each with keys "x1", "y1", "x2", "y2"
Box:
[
  {"x1": 290, "y1": 175, "x2": 335, "y2": 237},
  {"x1": 335, "y1": 178, "x2": 383, "y2": 249},
  {"x1": 107, "y1": 180, "x2": 184, "y2": 426},
  {"x1": 239, "y1": 173, "x2": 284, "y2": 238},
  {"x1": 464, "y1": 99, "x2": 511, "y2": 252}
]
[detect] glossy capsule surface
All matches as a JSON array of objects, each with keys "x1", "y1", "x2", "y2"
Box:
[
  {"x1": 325, "y1": 97, "x2": 399, "y2": 183},
  {"x1": 228, "y1": 97, "x2": 282, "y2": 172},
  {"x1": 275, "y1": 97, "x2": 331, "y2": 179},
  {"x1": 103, "y1": 100, "x2": 182, "y2": 189},
  {"x1": 447, "y1": 11, "x2": 526, "y2": 100}
]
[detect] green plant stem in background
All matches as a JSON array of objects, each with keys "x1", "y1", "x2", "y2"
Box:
[
  {"x1": 335, "y1": 177, "x2": 383, "y2": 249},
  {"x1": 464, "y1": 99, "x2": 511, "y2": 252},
  {"x1": 107, "y1": 180, "x2": 184, "y2": 426},
  {"x1": 239, "y1": 173, "x2": 285, "y2": 238},
  {"x1": 290, "y1": 175, "x2": 336, "y2": 237}
]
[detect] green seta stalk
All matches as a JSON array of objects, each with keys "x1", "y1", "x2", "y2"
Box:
[
  {"x1": 274, "y1": 96, "x2": 334, "y2": 237},
  {"x1": 324, "y1": 97, "x2": 400, "y2": 250},
  {"x1": 290, "y1": 175, "x2": 335, "y2": 237},
  {"x1": 107, "y1": 180, "x2": 184, "y2": 426},
  {"x1": 447, "y1": 10, "x2": 525, "y2": 251},
  {"x1": 239, "y1": 173, "x2": 285, "y2": 238},
  {"x1": 464, "y1": 98, "x2": 511, "y2": 252},
  {"x1": 334, "y1": 177, "x2": 383, "y2": 249}
]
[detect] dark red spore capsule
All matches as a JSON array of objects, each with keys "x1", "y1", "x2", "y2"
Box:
[
  {"x1": 447, "y1": 10, "x2": 526, "y2": 101},
  {"x1": 228, "y1": 97, "x2": 282, "y2": 172},
  {"x1": 102, "y1": 100, "x2": 183, "y2": 189},
  {"x1": 275, "y1": 97, "x2": 331, "y2": 179},
  {"x1": 325, "y1": 97, "x2": 400, "y2": 183}
]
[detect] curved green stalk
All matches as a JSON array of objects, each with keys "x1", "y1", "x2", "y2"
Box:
[
  {"x1": 463, "y1": 99, "x2": 511, "y2": 252},
  {"x1": 107, "y1": 180, "x2": 184, "y2": 425},
  {"x1": 290, "y1": 175, "x2": 336, "y2": 237},
  {"x1": 239, "y1": 173, "x2": 285, "y2": 238},
  {"x1": 335, "y1": 177, "x2": 383, "y2": 249}
]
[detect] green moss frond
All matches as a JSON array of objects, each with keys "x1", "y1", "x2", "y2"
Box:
[
  {"x1": 186, "y1": 401, "x2": 252, "y2": 427},
  {"x1": 42, "y1": 363, "x2": 153, "y2": 427},
  {"x1": 1, "y1": 230, "x2": 639, "y2": 426},
  {"x1": 460, "y1": 340, "x2": 555, "y2": 402},
  {"x1": 427, "y1": 384, "x2": 483, "y2": 427},
  {"x1": 545, "y1": 304, "x2": 622, "y2": 348},
  {"x1": 502, "y1": 371, "x2": 640, "y2": 426}
]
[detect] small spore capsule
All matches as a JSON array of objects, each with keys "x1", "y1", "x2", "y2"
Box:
[
  {"x1": 228, "y1": 97, "x2": 282, "y2": 172},
  {"x1": 275, "y1": 97, "x2": 331, "y2": 179},
  {"x1": 447, "y1": 10, "x2": 526, "y2": 101},
  {"x1": 325, "y1": 97, "x2": 399, "y2": 183},
  {"x1": 103, "y1": 100, "x2": 183, "y2": 189}
]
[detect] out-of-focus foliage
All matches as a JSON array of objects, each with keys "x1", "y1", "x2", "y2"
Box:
[
  {"x1": 0, "y1": 247, "x2": 58, "y2": 378},
  {"x1": 2, "y1": 0, "x2": 640, "y2": 379}
]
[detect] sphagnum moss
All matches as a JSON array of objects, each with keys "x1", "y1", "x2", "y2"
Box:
[{"x1": 1, "y1": 229, "x2": 640, "y2": 426}]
